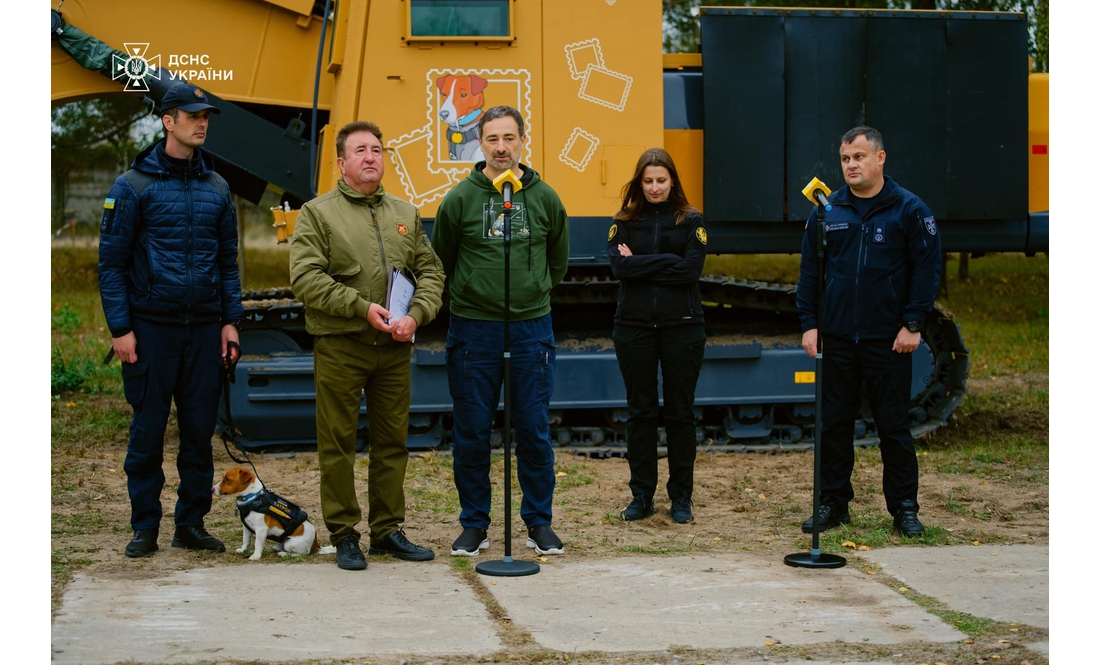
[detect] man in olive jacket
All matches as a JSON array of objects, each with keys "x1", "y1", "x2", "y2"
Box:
[{"x1": 290, "y1": 120, "x2": 445, "y2": 570}]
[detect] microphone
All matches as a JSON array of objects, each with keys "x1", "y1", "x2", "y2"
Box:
[
  {"x1": 801, "y1": 177, "x2": 833, "y2": 211},
  {"x1": 492, "y1": 169, "x2": 523, "y2": 210}
]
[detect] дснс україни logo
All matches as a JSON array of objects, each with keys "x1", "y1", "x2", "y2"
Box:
[{"x1": 112, "y1": 43, "x2": 161, "y2": 92}]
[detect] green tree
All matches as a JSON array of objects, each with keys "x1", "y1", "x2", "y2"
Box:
[
  {"x1": 51, "y1": 96, "x2": 154, "y2": 228},
  {"x1": 663, "y1": 0, "x2": 1047, "y2": 70}
]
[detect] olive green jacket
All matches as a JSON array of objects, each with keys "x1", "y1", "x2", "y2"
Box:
[{"x1": 289, "y1": 179, "x2": 444, "y2": 342}]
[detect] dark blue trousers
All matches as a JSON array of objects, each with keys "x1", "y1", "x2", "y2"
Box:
[
  {"x1": 446, "y1": 313, "x2": 556, "y2": 530},
  {"x1": 121, "y1": 319, "x2": 221, "y2": 531},
  {"x1": 820, "y1": 335, "x2": 920, "y2": 515}
]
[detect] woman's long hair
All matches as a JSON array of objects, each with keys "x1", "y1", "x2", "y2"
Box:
[{"x1": 614, "y1": 148, "x2": 697, "y2": 225}]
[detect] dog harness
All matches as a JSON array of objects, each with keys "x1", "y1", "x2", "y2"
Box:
[{"x1": 236, "y1": 489, "x2": 308, "y2": 543}]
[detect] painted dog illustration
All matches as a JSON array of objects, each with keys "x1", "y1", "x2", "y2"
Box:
[{"x1": 436, "y1": 74, "x2": 488, "y2": 161}]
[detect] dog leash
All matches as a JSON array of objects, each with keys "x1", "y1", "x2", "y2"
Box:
[{"x1": 218, "y1": 340, "x2": 265, "y2": 484}]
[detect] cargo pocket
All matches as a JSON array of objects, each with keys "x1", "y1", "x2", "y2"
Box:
[
  {"x1": 121, "y1": 362, "x2": 149, "y2": 407},
  {"x1": 537, "y1": 336, "x2": 556, "y2": 404}
]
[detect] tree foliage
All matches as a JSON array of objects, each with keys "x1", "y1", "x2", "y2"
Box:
[
  {"x1": 663, "y1": 0, "x2": 1048, "y2": 71},
  {"x1": 51, "y1": 96, "x2": 155, "y2": 227}
]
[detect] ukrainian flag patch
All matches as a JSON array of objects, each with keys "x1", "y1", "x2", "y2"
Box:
[{"x1": 103, "y1": 198, "x2": 116, "y2": 210}]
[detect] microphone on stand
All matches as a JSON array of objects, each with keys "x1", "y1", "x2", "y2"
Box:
[
  {"x1": 801, "y1": 176, "x2": 833, "y2": 211},
  {"x1": 492, "y1": 169, "x2": 523, "y2": 208}
]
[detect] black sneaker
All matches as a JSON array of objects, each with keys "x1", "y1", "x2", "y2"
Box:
[
  {"x1": 526, "y1": 524, "x2": 564, "y2": 555},
  {"x1": 450, "y1": 527, "x2": 489, "y2": 557},
  {"x1": 801, "y1": 503, "x2": 851, "y2": 534},
  {"x1": 171, "y1": 525, "x2": 226, "y2": 552},
  {"x1": 124, "y1": 529, "x2": 159, "y2": 558},
  {"x1": 335, "y1": 537, "x2": 368, "y2": 570},
  {"x1": 670, "y1": 497, "x2": 694, "y2": 524},
  {"x1": 369, "y1": 529, "x2": 435, "y2": 561},
  {"x1": 893, "y1": 499, "x2": 924, "y2": 537},
  {"x1": 620, "y1": 495, "x2": 655, "y2": 521}
]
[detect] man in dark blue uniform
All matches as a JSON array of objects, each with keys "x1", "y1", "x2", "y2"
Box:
[
  {"x1": 99, "y1": 83, "x2": 244, "y2": 557},
  {"x1": 796, "y1": 126, "x2": 942, "y2": 537}
]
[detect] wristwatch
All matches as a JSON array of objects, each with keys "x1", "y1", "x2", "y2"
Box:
[{"x1": 904, "y1": 321, "x2": 921, "y2": 333}]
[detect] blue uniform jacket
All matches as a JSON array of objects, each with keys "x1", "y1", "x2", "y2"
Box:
[
  {"x1": 98, "y1": 140, "x2": 244, "y2": 337},
  {"x1": 796, "y1": 176, "x2": 942, "y2": 341}
]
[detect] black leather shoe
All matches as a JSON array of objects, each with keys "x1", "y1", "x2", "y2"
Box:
[
  {"x1": 801, "y1": 503, "x2": 851, "y2": 533},
  {"x1": 171, "y1": 525, "x2": 226, "y2": 553},
  {"x1": 670, "y1": 497, "x2": 695, "y2": 524},
  {"x1": 124, "y1": 529, "x2": 159, "y2": 558},
  {"x1": 336, "y1": 537, "x2": 367, "y2": 570},
  {"x1": 369, "y1": 530, "x2": 435, "y2": 561},
  {"x1": 893, "y1": 499, "x2": 924, "y2": 537},
  {"x1": 620, "y1": 495, "x2": 655, "y2": 521}
]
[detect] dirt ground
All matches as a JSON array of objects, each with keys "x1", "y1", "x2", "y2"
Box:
[{"x1": 51, "y1": 379, "x2": 1048, "y2": 605}]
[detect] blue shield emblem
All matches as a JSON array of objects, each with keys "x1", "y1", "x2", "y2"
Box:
[{"x1": 923, "y1": 216, "x2": 937, "y2": 236}]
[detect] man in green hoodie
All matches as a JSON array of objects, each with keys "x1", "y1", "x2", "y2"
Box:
[
  {"x1": 290, "y1": 120, "x2": 445, "y2": 570},
  {"x1": 431, "y1": 106, "x2": 570, "y2": 558}
]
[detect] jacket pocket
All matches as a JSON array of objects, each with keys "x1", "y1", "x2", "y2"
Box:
[
  {"x1": 121, "y1": 362, "x2": 149, "y2": 407},
  {"x1": 331, "y1": 263, "x2": 362, "y2": 283}
]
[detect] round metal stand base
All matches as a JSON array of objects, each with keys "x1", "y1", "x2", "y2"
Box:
[
  {"x1": 476, "y1": 558, "x2": 541, "y2": 577},
  {"x1": 784, "y1": 552, "x2": 847, "y2": 569}
]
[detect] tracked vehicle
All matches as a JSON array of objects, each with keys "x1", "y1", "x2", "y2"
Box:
[{"x1": 51, "y1": 1, "x2": 1048, "y2": 453}]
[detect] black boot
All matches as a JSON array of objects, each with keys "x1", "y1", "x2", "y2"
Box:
[
  {"x1": 801, "y1": 503, "x2": 851, "y2": 533},
  {"x1": 893, "y1": 499, "x2": 924, "y2": 537},
  {"x1": 124, "y1": 529, "x2": 159, "y2": 558},
  {"x1": 620, "y1": 495, "x2": 655, "y2": 521},
  {"x1": 171, "y1": 525, "x2": 226, "y2": 553}
]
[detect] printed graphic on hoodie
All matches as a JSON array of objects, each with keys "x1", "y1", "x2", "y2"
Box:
[{"x1": 483, "y1": 198, "x2": 529, "y2": 240}]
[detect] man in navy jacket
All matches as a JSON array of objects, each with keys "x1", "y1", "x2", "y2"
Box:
[
  {"x1": 98, "y1": 83, "x2": 243, "y2": 557},
  {"x1": 796, "y1": 126, "x2": 942, "y2": 537}
]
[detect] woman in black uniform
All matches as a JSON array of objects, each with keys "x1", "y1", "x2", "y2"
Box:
[{"x1": 607, "y1": 148, "x2": 708, "y2": 523}]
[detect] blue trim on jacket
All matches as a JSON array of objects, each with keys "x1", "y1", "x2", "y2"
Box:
[
  {"x1": 98, "y1": 140, "x2": 244, "y2": 336},
  {"x1": 796, "y1": 176, "x2": 942, "y2": 341}
]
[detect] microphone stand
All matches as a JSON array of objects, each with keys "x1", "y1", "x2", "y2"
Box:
[
  {"x1": 477, "y1": 186, "x2": 540, "y2": 578},
  {"x1": 785, "y1": 193, "x2": 846, "y2": 570}
]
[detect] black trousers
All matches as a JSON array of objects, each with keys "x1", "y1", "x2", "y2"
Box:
[
  {"x1": 820, "y1": 334, "x2": 920, "y2": 515},
  {"x1": 613, "y1": 323, "x2": 706, "y2": 502}
]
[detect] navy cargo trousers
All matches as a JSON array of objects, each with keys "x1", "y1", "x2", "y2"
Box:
[{"x1": 121, "y1": 318, "x2": 222, "y2": 531}]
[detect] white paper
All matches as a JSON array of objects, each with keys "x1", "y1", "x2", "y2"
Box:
[{"x1": 386, "y1": 267, "x2": 416, "y2": 325}]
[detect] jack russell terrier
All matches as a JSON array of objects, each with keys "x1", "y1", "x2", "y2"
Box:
[
  {"x1": 436, "y1": 74, "x2": 488, "y2": 162},
  {"x1": 213, "y1": 466, "x2": 335, "y2": 560}
]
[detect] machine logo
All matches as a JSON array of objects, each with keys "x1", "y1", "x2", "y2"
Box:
[{"x1": 112, "y1": 43, "x2": 161, "y2": 93}]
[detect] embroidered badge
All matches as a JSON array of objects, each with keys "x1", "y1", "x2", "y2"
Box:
[
  {"x1": 103, "y1": 198, "x2": 116, "y2": 210},
  {"x1": 194, "y1": 88, "x2": 205, "y2": 98},
  {"x1": 873, "y1": 225, "x2": 886, "y2": 243},
  {"x1": 923, "y1": 216, "x2": 937, "y2": 235},
  {"x1": 826, "y1": 222, "x2": 849, "y2": 232},
  {"x1": 608, "y1": 223, "x2": 618, "y2": 241},
  {"x1": 396, "y1": 223, "x2": 409, "y2": 235},
  {"x1": 696, "y1": 227, "x2": 708, "y2": 245}
]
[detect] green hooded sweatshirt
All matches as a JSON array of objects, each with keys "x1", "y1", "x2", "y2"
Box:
[
  {"x1": 289, "y1": 179, "x2": 445, "y2": 342},
  {"x1": 431, "y1": 162, "x2": 570, "y2": 321}
]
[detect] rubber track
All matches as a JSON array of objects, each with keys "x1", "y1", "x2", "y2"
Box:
[{"x1": 239, "y1": 275, "x2": 969, "y2": 450}]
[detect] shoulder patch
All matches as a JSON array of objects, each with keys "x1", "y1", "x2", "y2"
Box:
[
  {"x1": 923, "y1": 216, "x2": 937, "y2": 236},
  {"x1": 608, "y1": 223, "x2": 618, "y2": 242},
  {"x1": 103, "y1": 198, "x2": 116, "y2": 210},
  {"x1": 696, "y1": 227, "x2": 708, "y2": 245}
]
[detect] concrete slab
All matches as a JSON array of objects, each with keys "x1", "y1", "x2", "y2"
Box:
[
  {"x1": 50, "y1": 563, "x2": 501, "y2": 665},
  {"x1": 856, "y1": 545, "x2": 1048, "y2": 628},
  {"x1": 484, "y1": 553, "x2": 965, "y2": 653}
]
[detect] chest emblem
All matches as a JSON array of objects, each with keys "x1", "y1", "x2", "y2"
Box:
[
  {"x1": 696, "y1": 227, "x2": 708, "y2": 245},
  {"x1": 396, "y1": 223, "x2": 409, "y2": 235},
  {"x1": 608, "y1": 223, "x2": 618, "y2": 241}
]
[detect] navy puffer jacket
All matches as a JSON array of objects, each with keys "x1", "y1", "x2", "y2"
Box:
[{"x1": 98, "y1": 140, "x2": 244, "y2": 337}]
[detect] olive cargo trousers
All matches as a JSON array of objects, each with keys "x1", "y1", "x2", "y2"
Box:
[{"x1": 314, "y1": 332, "x2": 412, "y2": 546}]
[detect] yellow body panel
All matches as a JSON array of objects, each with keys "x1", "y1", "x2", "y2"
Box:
[
  {"x1": 1028, "y1": 73, "x2": 1049, "y2": 213},
  {"x1": 50, "y1": 0, "x2": 335, "y2": 107},
  {"x1": 663, "y1": 130, "x2": 704, "y2": 213}
]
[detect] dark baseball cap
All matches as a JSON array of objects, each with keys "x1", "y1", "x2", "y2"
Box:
[{"x1": 160, "y1": 83, "x2": 221, "y2": 114}]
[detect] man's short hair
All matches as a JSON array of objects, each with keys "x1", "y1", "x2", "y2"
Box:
[
  {"x1": 841, "y1": 126, "x2": 885, "y2": 153},
  {"x1": 336, "y1": 121, "x2": 383, "y2": 159},
  {"x1": 477, "y1": 106, "x2": 525, "y2": 137}
]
